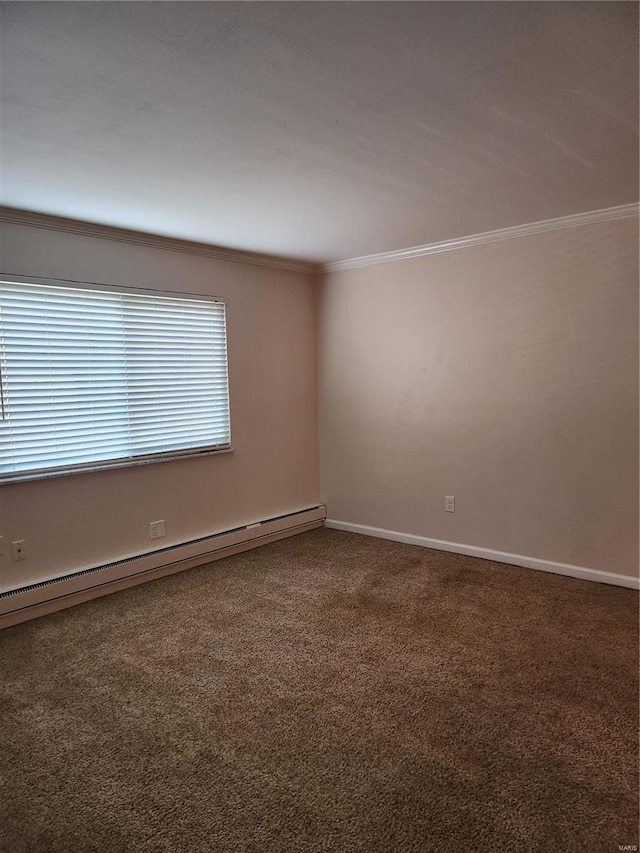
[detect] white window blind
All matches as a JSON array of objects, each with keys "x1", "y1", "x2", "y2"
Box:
[{"x1": 0, "y1": 278, "x2": 231, "y2": 481}]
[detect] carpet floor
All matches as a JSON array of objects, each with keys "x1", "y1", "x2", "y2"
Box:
[{"x1": 1, "y1": 528, "x2": 638, "y2": 853}]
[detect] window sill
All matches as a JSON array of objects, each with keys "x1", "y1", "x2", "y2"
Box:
[{"x1": 0, "y1": 445, "x2": 234, "y2": 485}]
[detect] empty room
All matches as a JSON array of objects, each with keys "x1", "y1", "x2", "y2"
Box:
[{"x1": 0, "y1": 2, "x2": 638, "y2": 851}]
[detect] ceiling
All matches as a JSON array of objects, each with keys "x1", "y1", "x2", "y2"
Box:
[{"x1": 1, "y1": 2, "x2": 637, "y2": 264}]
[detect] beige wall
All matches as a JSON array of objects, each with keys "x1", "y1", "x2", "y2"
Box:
[
  {"x1": 0, "y1": 223, "x2": 320, "y2": 590},
  {"x1": 317, "y1": 218, "x2": 639, "y2": 578},
  {"x1": 2, "y1": 214, "x2": 638, "y2": 591}
]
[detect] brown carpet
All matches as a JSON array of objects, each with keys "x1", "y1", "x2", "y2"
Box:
[{"x1": 1, "y1": 528, "x2": 638, "y2": 853}]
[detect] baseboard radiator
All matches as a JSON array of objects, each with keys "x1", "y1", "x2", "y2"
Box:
[{"x1": 0, "y1": 505, "x2": 326, "y2": 629}]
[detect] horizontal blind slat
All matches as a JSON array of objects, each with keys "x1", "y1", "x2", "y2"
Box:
[{"x1": 0, "y1": 279, "x2": 230, "y2": 477}]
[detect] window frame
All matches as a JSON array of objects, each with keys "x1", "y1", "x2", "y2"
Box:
[{"x1": 0, "y1": 274, "x2": 233, "y2": 484}]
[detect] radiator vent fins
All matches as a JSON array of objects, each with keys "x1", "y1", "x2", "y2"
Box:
[{"x1": 0, "y1": 505, "x2": 324, "y2": 603}]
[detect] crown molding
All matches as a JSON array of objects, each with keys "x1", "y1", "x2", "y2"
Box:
[
  {"x1": 0, "y1": 206, "x2": 320, "y2": 275},
  {"x1": 2, "y1": 202, "x2": 637, "y2": 276},
  {"x1": 322, "y1": 202, "x2": 640, "y2": 273}
]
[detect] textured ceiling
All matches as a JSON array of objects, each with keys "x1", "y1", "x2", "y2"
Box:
[{"x1": 1, "y1": 2, "x2": 637, "y2": 263}]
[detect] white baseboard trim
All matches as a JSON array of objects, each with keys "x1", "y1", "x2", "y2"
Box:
[{"x1": 324, "y1": 519, "x2": 639, "y2": 590}]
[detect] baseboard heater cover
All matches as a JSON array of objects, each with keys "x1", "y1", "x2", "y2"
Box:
[{"x1": 0, "y1": 505, "x2": 326, "y2": 628}]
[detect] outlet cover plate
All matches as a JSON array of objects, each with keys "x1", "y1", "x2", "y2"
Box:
[
  {"x1": 12, "y1": 540, "x2": 25, "y2": 561},
  {"x1": 149, "y1": 520, "x2": 165, "y2": 540}
]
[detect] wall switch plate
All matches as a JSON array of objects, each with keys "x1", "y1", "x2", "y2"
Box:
[
  {"x1": 149, "y1": 520, "x2": 165, "y2": 540},
  {"x1": 12, "y1": 540, "x2": 25, "y2": 561},
  {"x1": 444, "y1": 495, "x2": 455, "y2": 513}
]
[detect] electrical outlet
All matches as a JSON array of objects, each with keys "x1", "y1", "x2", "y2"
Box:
[
  {"x1": 149, "y1": 520, "x2": 165, "y2": 540},
  {"x1": 444, "y1": 495, "x2": 455, "y2": 513},
  {"x1": 12, "y1": 540, "x2": 25, "y2": 561}
]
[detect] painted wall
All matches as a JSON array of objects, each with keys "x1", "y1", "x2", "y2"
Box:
[
  {"x1": 317, "y1": 217, "x2": 639, "y2": 578},
  {"x1": 0, "y1": 223, "x2": 320, "y2": 590}
]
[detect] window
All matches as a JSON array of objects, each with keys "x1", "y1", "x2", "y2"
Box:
[{"x1": 0, "y1": 277, "x2": 231, "y2": 482}]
